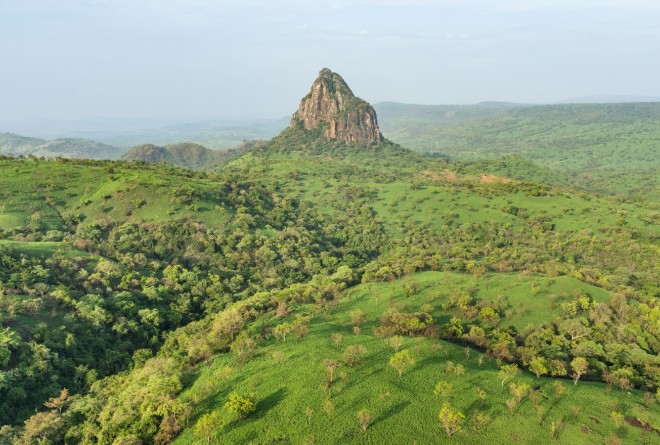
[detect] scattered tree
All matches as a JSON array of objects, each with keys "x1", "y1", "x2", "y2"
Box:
[
  {"x1": 389, "y1": 349, "x2": 415, "y2": 378},
  {"x1": 387, "y1": 335, "x2": 404, "y2": 352},
  {"x1": 323, "y1": 399, "x2": 335, "y2": 417},
  {"x1": 438, "y1": 404, "x2": 465, "y2": 437},
  {"x1": 349, "y1": 309, "x2": 366, "y2": 327},
  {"x1": 342, "y1": 344, "x2": 367, "y2": 367},
  {"x1": 323, "y1": 359, "x2": 342, "y2": 385},
  {"x1": 273, "y1": 321, "x2": 294, "y2": 342},
  {"x1": 194, "y1": 411, "x2": 224, "y2": 444},
  {"x1": 476, "y1": 387, "x2": 487, "y2": 406},
  {"x1": 224, "y1": 392, "x2": 256, "y2": 419},
  {"x1": 434, "y1": 381, "x2": 453, "y2": 399},
  {"x1": 332, "y1": 332, "x2": 344, "y2": 349},
  {"x1": 357, "y1": 409, "x2": 372, "y2": 432}
]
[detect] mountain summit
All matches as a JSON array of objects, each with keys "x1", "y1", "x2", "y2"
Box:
[{"x1": 290, "y1": 68, "x2": 383, "y2": 144}]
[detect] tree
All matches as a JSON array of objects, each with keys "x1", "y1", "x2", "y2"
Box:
[
  {"x1": 438, "y1": 404, "x2": 465, "y2": 437},
  {"x1": 476, "y1": 387, "x2": 487, "y2": 406},
  {"x1": 273, "y1": 322, "x2": 294, "y2": 342},
  {"x1": 389, "y1": 349, "x2": 415, "y2": 378},
  {"x1": 387, "y1": 335, "x2": 404, "y2": 352},
  {"x1": 342, "y1": 344, "x2": 367, "y2": 367},
  {"x1": 323, "y1": 359, "x2": 341, "y2": 385},
  {"x1": 43, "y1": 388, "x2": 72, "y2": 414},
  {"x1": 332, "y1": 332, "x2": 344, "y2": 349},
  {"x1": 212, "y1": 307, "x2": 245, "y2": 343},
  {"x1": 610, "y1": 411, "x2": 625, "y2": 431},
  {"x1": 224, "y1": 392, "x2": 256, "y2": 419},
  {"x1": 231, "y1": 332, "x2": 256, "y2": 364},
  {"x1": 498, "y1": 363, "x2": 519, "y2": 387},
  {"x1": 570, "y1": 357, "x2": 589, "y2": 385},
  {"x1": 0, "y1": 327, "x2": 19, "y2": 367},
  {"x1": 357, "y1": 409, "x2": 372, "y2": 432},
  {"x1": 194, "y1": 411, "x2": 223, "y2": 444},
  {"x1": 434, "y1": 381, "x2": 453, "y2": 399},
  {"x1": 529, "y1": 357, "x2": 548, "y2": 378},
  {"x1": 349, "y1": 309, "x2": 366, "y2": 327},
  {"x1": 21, "y1": 411, "x2": 65, "y2": 444}
]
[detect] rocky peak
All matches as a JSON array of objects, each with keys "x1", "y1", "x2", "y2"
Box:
[{"x1": 290, "y1": 68, "x2": 383, "y2": 144}]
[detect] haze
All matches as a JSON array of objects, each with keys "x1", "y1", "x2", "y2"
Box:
[{"x1": 1, "y1": 0, "x2": 660, "y2": 125}]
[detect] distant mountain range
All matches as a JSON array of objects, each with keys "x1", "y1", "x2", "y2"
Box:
[
  {"x1": 1, "y1": 118, "x2": 289, "y2": 150},
  {"x1": 0, "y1": 132, "x2": 124, "y2": 160},
  {"x1": 559, "y1": 95, "x2": 660, "y2": 104}
]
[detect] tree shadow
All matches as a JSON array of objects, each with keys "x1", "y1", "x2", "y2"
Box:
[
  {"x1": 252, "y1": 387, "x2": 286, "y2": 420},
  {"x1": 371, "y1": 401, "x2": 410, "y2": 428}
]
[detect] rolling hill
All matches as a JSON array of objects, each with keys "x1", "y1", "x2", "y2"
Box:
[
  {"x1": 121, "y1": 142, "x2": 243, "y2": 169},
  {"x1": 374, "y1": 102, "x2": 660, "y2": 196},
  {"x1": 0, "y1": 69, "x2": 657, "y2": 445}
]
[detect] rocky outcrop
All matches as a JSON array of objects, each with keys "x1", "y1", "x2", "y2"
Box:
[{"x1": 290, "y1": 68, "x2": 383, "y2": 144}]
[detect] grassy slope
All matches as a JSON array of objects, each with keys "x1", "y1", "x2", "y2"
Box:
[
  {"x1": 1, "y1": 142, "x2": 657, "y2": 443},
  {"x1": 0, "y1": 158, "x2": 233, "y2": 234},
  {"x1": 223, "y1": 150, "x2": 659, "y2": 241},
  {"x1": 173, "y1": 272, "x2": 657, "y2": 445}
]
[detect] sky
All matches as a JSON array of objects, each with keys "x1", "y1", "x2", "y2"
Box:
[{"x1": 1, "y1": 0, "x2": 660, "y2": 123}]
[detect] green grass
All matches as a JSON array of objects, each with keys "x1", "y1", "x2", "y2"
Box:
[
  {"x1": 222, "y1": 151, "x2": 658, "y2": 243},
  {"x1": 173, "y1": 272, "x2": 657, "y2": 444},
  {"x1": 0, "y1": 240, "x2": 89, "y2": 257}
]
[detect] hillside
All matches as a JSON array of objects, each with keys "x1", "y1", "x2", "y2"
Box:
[
  {"x1": 0, "y1": 70, "x2": 657, "y2": 444},
  {"x1": 0, "y1": 132, "x2": 123, "y2": 160},
  {"x1": 121, "y1": 142, "x2": 241, "y2": 169},
  {"x1": 375, "y1": 102, "x2": 660, "y2": 197}
]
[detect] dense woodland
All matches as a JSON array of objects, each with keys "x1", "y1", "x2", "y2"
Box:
[{"x1": 0, "y1": 114, "x2": 658, "y2": 444}]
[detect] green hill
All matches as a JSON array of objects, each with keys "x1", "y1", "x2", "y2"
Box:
[
  {"x1": 0, "y1": 71, "x2": 657, "y2": 445},
  {"x1": 374, "y1": 102, "x2": 660, "y2": 197},
  {"x1": 121, "y1": 142, "x2": 243, "y2": 169}
]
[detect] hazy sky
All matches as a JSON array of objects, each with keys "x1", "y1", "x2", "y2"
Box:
[{"x1": 2, "y1": 0, "x2": 660, "y2": 122}]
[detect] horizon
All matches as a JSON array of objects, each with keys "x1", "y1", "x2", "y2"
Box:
[
  {"x1": 3, "y1": 95, "x2": 660, "y2": 140},
  {"x1": 2, "y1": 1, "x2": 660, "y2": 130}
]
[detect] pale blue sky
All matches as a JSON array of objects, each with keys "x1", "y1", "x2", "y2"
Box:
[{"x1": 1, "y1": 0, "x2": 659, "y2": 121}]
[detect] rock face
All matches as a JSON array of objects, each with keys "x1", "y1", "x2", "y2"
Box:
[{"x1": 290, "y1": 68, "x2": 383, "y2": 144}]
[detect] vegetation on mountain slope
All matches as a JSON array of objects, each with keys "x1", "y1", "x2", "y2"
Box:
[
  {"x1": 0, "y1": 71, "x2": 657, "y2": 444},
  {"x1": 375, "y1": 102, "x2": 660, "y2": 197}
]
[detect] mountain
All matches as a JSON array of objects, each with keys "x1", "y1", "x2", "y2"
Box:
[
  {"x1": 0, "y1": 132, "x2": 123, "y2": 159},
  {"x1": 121, "y1": 142, "x2": 233, "y2": 169},
  {"x1": 290, "y1": 68, "x2": 383, "y2": 144},
  {"x1": 0, "y1": 132, "x2": 47, "y2": 153}
]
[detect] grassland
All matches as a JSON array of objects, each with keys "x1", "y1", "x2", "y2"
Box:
[
  {"x1": 222, "y1": 150, "x2": 659, "y2": 242},
  {"x1": 0, "y1": 158, "x2": 233, "y2": 236},
  {"x1": 172, "y1": 272, "x2": 657, "y2": 445}
]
